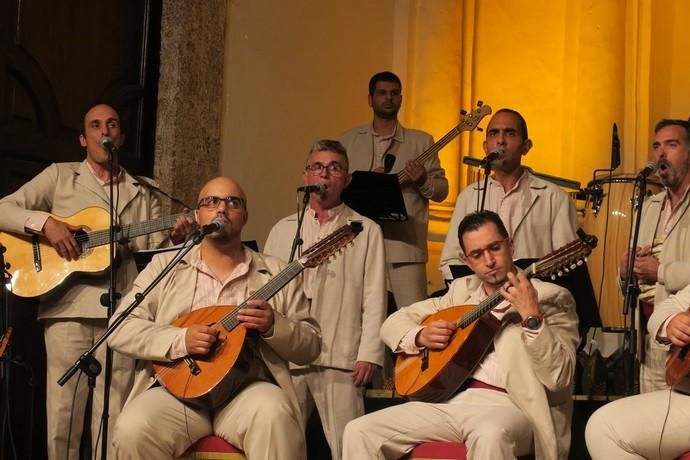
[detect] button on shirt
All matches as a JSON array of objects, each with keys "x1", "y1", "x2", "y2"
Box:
[
  {"x1": 168, "y1": 246, "x2": 251, "y2": 359},
  {"x1": 301, "y1": 203, "x2": 347, "y2": 300}
]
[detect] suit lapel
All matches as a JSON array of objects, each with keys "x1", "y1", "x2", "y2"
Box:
[{"x1": 76, "y1": 162, "x2": 109, "y2": 206}]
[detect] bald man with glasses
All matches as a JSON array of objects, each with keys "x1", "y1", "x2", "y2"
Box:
[{"x1": 108, "y1": 176, "x2": 321, "y2": 459}]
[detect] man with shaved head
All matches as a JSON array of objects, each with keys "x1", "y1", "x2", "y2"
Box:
[
  {"x1": 108, "y1": 176, "x2": 321, "y2": 459},
  {"x1": 0, "y1": 103, "x2": 193, "y2": 459}
]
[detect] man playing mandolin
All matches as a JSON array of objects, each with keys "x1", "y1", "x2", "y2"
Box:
[
  {"x1": 343, "y1": 211, "x2": 579, "y2": 460},
  {"x1": 107, "y1": 176, "x2": 321, "y2": 459},
  {"x1": 0, "y1": 103, "x2": 194, "y2": 460}
]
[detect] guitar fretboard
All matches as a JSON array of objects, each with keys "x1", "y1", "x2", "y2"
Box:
[
  {"x1": 456, "y1": 265, "x2": 536, "y2": 329},
  {"x1": 219, "y1": 260, "x2": 306, "y2": 330},
  {"x1": 76, "y1": 212, "x2": 188, "y2": 249},
  {"x1": 396, "y1": 126, "x2": 461, "y2": 183}
]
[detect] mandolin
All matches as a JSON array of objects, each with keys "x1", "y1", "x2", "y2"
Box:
[
  {"x1": 394, "y1": 230, "x2": 597, "y2": 403},
  {"x1": 153, "y1": 222, "x2": 362, "y2": 409}
]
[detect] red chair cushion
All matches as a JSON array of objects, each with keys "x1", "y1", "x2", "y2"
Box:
[
  {"x1": 186, "y1": 435, "x2": 246, "y2": 459},
  {"x1": 677, "y1": 452, "x2": 690, "y2": 460},
  {"x1": 409, "y1": 441, "x2": 468, "y2": 459}
]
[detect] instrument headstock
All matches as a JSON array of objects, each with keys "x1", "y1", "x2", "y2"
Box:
[{"x1": 299, "y1": 222, "x2": 363, "y2": 268}]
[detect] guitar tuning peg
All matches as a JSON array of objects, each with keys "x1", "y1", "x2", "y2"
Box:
[
  {"x1": 460, "y1": 109, "x2": 467, "y2": 116},
  {"x1": 557, "y1": 270, "x2": 563, "y2": 277},
  {"x1": 477, "y1": 127, "x2": 483, "y2": 132},
  {"x1": 563, "y1": 267, "x2": 570, "y2": 273},
  {"x1": 570, "y1": 263, "x2": 577, "y2": 270},
  {"x1": 550, "y1": 274, "x2": 557, "y2": 281},
  {"x1": 477, "y1": 100, "x2": 483, "y2": 106}
]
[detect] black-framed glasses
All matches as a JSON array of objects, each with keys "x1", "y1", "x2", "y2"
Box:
[
  {"x1": 198, "y1": 195, "x2": 245, "y2": 210},
  {"x1": 305, "y1": 161, "x2": 346, "y2": 176}
]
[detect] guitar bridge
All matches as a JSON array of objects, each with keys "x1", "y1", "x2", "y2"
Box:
[{"x1": 184, "y1": 356, "x2": 201, "y2": 375}]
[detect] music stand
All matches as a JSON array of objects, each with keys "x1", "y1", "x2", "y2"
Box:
[
  {"x1": 342, "y1": 171, "x2": 408, "y2": 222},
  {"x1": 449, "y1": 258, "x2": 601, "y2": 330}
]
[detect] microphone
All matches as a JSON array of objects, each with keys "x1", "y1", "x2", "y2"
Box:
[
  {"x1": 297, "y1": 184, "x2": 327, "y2": 194},
  {"x1": 480, "y1": 148, "x2": 503, "y2": 167},
  {"x1": 638, "y1": 161, "x2": 657, "y2": 179},
  {"x1": 99, "y1": 136, "x2": 117, "y2": 152},
  {"x1": 199, "y1": 216, "x2": 226, "y2": 237}
]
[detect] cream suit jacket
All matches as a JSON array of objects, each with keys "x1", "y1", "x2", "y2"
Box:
[
  {"x1": 107, "y1": 247, "x2": 321, "y2": 419},
  {"x1": 381, "y1": 275, "x2": 579, "y2": 460},
  {"x1": 264, "y1": 206, "x2": 387, "y2": 370},
  {"x1": 339, "y1": 122, "x2": 449, "y2": 263},
  {"x1": 648, "y1": 283, "x2": 690, "y2": 347},
  {"x1": 0, "y1": 161, "x2": 165, "y2": 318},
  {"x1": 439, "y1": 171, "x2": 577, "y2": 280}
]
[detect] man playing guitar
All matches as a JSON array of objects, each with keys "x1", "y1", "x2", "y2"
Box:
[
  {"x1": 0, "y1": 103, "x2": 194, "y2": 460},
  {"x1": 343, "y1": 211, "x2": 579, "y2": 460}
]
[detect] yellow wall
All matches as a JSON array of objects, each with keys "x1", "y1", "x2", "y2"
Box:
[{"x1": 220, "y1": 0, "x2": 690, "y2": 293}]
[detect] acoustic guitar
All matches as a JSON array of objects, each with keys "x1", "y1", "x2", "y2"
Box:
[
  {"x1": 390, "y1": 102, "x2": 492, "y2": 183},
  {"x1": 665, "y1": 340, "x2": 690, "y2": 394},
  {"x1": 0, "y1": 207, "x2": 191, "y2": 298},
  {"x1": 394, "y1": 229, "x2": 597, "y2": 403},
  {"x1": 153, "y1": 222, "x2": 362, "y2": 409}
]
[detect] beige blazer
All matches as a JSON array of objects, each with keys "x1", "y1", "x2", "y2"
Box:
[
  {"x1": 439, "y1": 171, "x2": 578, "y2": 280},
  {"x1": 0, "y1": 161, "x2": 166, "y2": 318},
  {"x1": 264, "y1": 206, "x2": 387, "y2": 370},
  {"x1": 381, "y1": 276, "x2": 579, "y2": 460},
  {"x1": 648, "y1": 283, "x2": 690, "y2": 346},
  {"x1": 107, "y1": 247, "x2": 321, "y2": 419},
  {"x1": 339, "y1": 122, "x2": 449, "y2": 263},
  {"x1": 635, "y1": 191, "x2": 690, "y2": 356}
]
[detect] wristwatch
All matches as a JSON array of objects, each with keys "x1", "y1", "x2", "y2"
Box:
[{"x1": 521, "y1": 313, "x2": 544, "y2": 330}]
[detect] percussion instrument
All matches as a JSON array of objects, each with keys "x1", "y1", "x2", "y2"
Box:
[{"x1": 582, "y1": 174, "x2": 662, "y2": 329}]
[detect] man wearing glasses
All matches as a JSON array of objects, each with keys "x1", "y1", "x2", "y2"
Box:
[
  {"x1": 343, "y1": 211, "x2": 578, "y2": 460},
  {"x1": 108, "y1": 176, "x2": 321, "y2": 459},
  {"x1": 339, "y1": 71, "x2": 449, "y2": 311},
  {"x1": 265, "y1": 140, "x2": 387, "y2": 460}
]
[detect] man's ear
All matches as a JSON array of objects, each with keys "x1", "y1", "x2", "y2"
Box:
[
  {"x1": 344, "y1": 173, "x2": 353, "y2": 189},
  {"x1": 368, "y1": 94, "x2": 373, "y2": 108},
  {"x1": 79, "y1": 134, "x2": 87, "y2": 148},
  {"x1": 521, "y1": 139, "x2": 533, "y2": 155}
]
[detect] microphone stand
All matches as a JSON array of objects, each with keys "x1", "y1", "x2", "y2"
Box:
[
  {"x1": 288, "y1": 190, "x2": 311, "y2": 262},
  {"x1": 621, "y1": 173, "x2": 648, "y2": 395},
  {"x1": 479, "y1": 158, "x2": 493, "y2": 212},
  {"x1": 58, "y1": 231, "x2": 208, "y2": 447}
]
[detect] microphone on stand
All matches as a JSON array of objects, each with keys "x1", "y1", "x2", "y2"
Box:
[
  {"x1": 480, "y1": 148, "x2": 503, "y2": 167},
  {"x1": 99, "y1": 136, "x2": 118, "y2": 152},
  {"x1": 637, "y1": 162, "x2": 657, "y2": 179},
  {"x1": 297, "y1": 184, "x2": 328, "y2": 194},
  {"x1": 198, "y1": 216, "x2": 226, "y2": 237}
]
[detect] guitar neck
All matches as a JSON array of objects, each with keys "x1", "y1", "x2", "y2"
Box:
[
  {"x1": 397, "y1": 126, "x2": 461, "y2": 183},
  {"x1": 83, "y1": 212, "x2": 187, "y2": 249},
  {"x1": 456, "y1": 266, "x2": 536, "y2": 329},
  {"x1": 218, "y1": 260, "x2": 306, "y2": 331}
]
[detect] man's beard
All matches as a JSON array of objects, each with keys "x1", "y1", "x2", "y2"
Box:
[{"x1": 373, "y1": 107, "x2": 399, "y2": 120}]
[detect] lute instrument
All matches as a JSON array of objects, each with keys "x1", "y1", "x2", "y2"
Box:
[
  {"x1": 153, "y1": 222, "x2": 362, "y2": 409},
  {"x1": 394, "y1": 229, "x2": 597, "y2": 403}
]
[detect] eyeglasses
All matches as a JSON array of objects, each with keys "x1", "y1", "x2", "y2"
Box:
[
  {"x1": 464, "y1": 239, "x2": 509, "y2": 262},
  {"x1": 305, "y1": 162, "x2": 346, "y2": 176},
  {"x1": 198, "y1": 195, "x2": 245, "y2": 210}
]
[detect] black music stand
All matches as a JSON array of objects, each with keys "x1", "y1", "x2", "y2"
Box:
[
  {"x1": 342, "y1": 171, "x2": 408, "y2": 222},
  {"x1": 449, "y1": 258, "x2": 601, "y2": 330}
]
